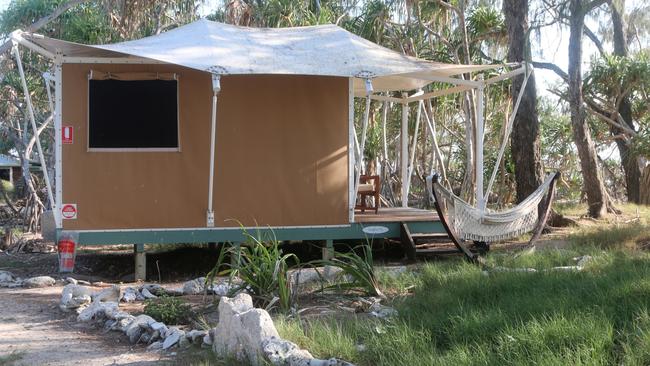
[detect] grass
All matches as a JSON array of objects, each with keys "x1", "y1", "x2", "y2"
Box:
[
  {"x1": 181, "y1": 203, "x2": 650, "y2": 365},
  {"x1": 274, "y1": 243, "x2": 650, "y2": 365}
]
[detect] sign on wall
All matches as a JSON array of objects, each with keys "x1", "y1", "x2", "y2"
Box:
[
  {"x1": 62, "y1": 126, "x2": 73, "y2": 144},
  {"x1": 61, "y1": 204, "x2": 77, "y2": 220}
]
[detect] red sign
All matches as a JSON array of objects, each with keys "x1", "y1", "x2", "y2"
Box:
[
  {"x1": 61, "y1": 204, "x2": 77, "y2": 220},
  {"x1": 62, "y1": 126, "x2": 73, "y2": 144}
]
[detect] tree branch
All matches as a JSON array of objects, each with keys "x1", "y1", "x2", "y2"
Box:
[
  {"x1": 531, "y1": 61, "x2": 569, "y2": 81},
  {"x1": 583, "y1": 25, "x2": 605, "y2": 57}
]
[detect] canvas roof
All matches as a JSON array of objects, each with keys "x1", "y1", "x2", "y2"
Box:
[{"x1": 19, "y1": 19, "x2": 504, "y2": 94}]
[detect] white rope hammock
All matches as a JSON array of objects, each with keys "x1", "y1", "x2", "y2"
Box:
[{"x1": 428, "y1": 173, "x2": 557, "y2": 242}]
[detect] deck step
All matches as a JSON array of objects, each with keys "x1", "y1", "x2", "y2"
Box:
[
  {"x1": 416, "y1": 247, "x2": 465, "y2": 255},
  {"x1": 410, "y1": 233, "x2": 449, "y2": 239}
]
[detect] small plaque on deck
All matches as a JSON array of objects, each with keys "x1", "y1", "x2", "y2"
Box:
[{"x1": 362, "y1": 226, "x2": 389, "y2": 235}]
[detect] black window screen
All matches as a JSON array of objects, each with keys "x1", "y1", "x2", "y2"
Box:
[{"x1": 88, "y1": 79, "x2": 179, "y2": 149}]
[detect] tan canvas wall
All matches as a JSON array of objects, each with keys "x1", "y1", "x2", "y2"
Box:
[{"x1": 62, "y1": 64, "x2": 349, "y2": 230}]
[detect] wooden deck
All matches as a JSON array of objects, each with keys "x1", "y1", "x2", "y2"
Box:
[{"x1": 354, "y1": 207, "x2": 439, "y2": 223}]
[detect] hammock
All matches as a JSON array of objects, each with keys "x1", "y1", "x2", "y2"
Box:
[{"x1": 426, "y1": 172, "x2": 560, "y2": 263}]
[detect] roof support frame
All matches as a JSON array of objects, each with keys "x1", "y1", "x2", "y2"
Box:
[
  {"x1": 12, "y1": 44, "x2": 56, "y2": 212},
  {"x1": 10, "y1": 31, "x2": 55, "y2": 59},
  {"x1": 206, "y1": 74, "x2": 221, "y2": 227}
]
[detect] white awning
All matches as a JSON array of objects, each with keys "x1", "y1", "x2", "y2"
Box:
[{"x1": 15, "y1": 19, "x2": 507, "y2": 94}]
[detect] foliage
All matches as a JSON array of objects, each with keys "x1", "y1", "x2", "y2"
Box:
[
  {"x1": 313, "y1": 244, "x2": 384, "y2": 298},
  {"x1": 205, "y1": 229, "x2": 299, "y2": 313},
  {"x1": 277, "y1": 244, "x2": 650, "y2": 365},
  {"x1": 144, "y1": 295, "x2": 193, "y2": 325}
]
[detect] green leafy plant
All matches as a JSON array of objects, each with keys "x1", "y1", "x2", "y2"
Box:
[
  {"x1": 144, "y1": 296, "x2": 193, "y2": 325},
  {"x1": 313, "y1": 244, "x2": 384, "y2": 299},
  {"x1": 206, "y1": 228, "x2": 299, "y2": 313}
]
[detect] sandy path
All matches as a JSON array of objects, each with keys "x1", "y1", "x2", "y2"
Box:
[{"x1": 0, "y1": 286, "x2": 167, "y2": 365}]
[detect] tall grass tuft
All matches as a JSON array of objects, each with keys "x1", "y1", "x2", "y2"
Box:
[
  {"x1": 313, "y1": 244, "x2": 384, "y2": 298},
  {"x1": 205, "y1": 228, "x2": 298, "y2": 313}
]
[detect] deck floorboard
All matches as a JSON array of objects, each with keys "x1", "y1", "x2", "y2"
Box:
[{"x1": 354, "y1": 207, "x2": 439, "y2": 223}]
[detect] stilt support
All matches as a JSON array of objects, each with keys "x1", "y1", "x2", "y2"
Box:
[
  {"x1": 134, "y1": 243, "x2": 146, "y2": 281},
  {"x1": 231, "y1": 242, "x2": 241, "y2": 266},
  {"x1": 322, "y1": 239, "x2": 334, "y2": 261}
]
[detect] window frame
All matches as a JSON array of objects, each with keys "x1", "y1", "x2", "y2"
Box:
[{"x1": 86, "y1": 74, "x2": 181, "y2": 153}]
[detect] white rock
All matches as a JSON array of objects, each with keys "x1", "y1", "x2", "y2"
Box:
[
  {"x1": 140, "y1": 287, "x2": 157, "y2": 299},
  {"x1": 164, "y1": 288, "x2": 184, "y2": 296},
  {"x1": 0, "y1": 270, "x2": 15, "y2": 282},
  {"x1": 93, "y1": 285, "x2": 122, "y2": 303},
  {"x1": 262, "y1": 337, "x2": 313, "y2": 365},
  {"x1": 142, "y1": 284, "x2": 167, "y2": 296},
  {"x1": 209, "y1": 282, "x2": 234, "y2": 296},
  {"x1": 147, "y1": 341, "x2": 163, "y2": 350},
  {"x1": 549, "y1": 266, "x2": 581, "y2": 272},
  {"x1": 64, "y1": 277, "x2": 78, "y2": 285},
  {"x1": 178, "y1": 334, "x2": 191, "y2": 348},
  {"x1": 163, "y1": 329, "x2": 184, "y2": 349},
  {"x1": 60, "y1": 284, "x2": 95, "y2": 311},
  {"x1": 212, "y1": 293, "x2": 279, "y2": 365},
  {"x1": 23, "y1": 276, "x2": 56, "y2": 288},
  {"x1": 150, "y1": 321, "x2": 167, "y2": 331},
  {"x1": 203, "y1": 333, "x2": 213, "y2": 346},
  {"x1": 289, "y1": 266, "x2": 343, "y2": 286},
  {"x1": 182, "y1": 277, "x2": 205, "y2": 295},
  {"x1": 187, "y1": 329, "x2": 208, "y2": 344},
  {"x1": 116, "y1": 316, "x2": 136, "y2": 332},
  {"x1": 125, "y1": 314, "x2": 156, "y2": 343},
  {"x1": 368, "y1": 303, "x2": 398, "y2": 319},
  {"x1": 491, "y1": 266, "x2": 537, "y2": 273},
  {"x1": 121, "y1": 287, "x2": 139, "y2": 303},
  {"x1": 576, "y1": 255, "x2": 593, "y2": 268},
  {"x1": 77, "y1": 301, "x2": 119, "y2": 322}
]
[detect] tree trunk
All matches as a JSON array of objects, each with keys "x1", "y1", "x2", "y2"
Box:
[
  {"x1": 503, "y1": 0, "x2": 544, "y2": 203},
  {"x1": 568, "y1": 0, "x2": 609, "y2": 218},
  {"x1": 609, "y1": 0, "x2": 641, "y2": 203},
  {"x1": 641, "y1": 160, "x2": 650, "y2": 205}
]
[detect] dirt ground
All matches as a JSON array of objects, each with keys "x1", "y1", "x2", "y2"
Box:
[{"x1": 0, "y1": 285, "x2": 168, "y2": 366}]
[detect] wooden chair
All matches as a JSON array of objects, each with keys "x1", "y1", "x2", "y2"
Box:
[{"x1": 356, "y1": 175, "x2": 380, "y2": 213}]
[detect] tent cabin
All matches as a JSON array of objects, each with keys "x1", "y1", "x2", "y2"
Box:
[{"x1": 9, "y1": 19, "x2": 530, "y2": 277}]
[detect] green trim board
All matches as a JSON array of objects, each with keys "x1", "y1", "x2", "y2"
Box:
[{"x1": 59, "y1": 221, "x2": 445, "y2": 245}]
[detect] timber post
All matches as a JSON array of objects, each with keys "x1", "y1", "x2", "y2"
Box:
[
  {"x1": 134, "y1": 243, "x2": 146, "y2": 281},
  {"x1": 322, "y1": 239, "x2": 334, "y2": 261}
]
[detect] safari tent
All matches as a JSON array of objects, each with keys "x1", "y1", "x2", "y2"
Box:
[{"x1": 9, "y1": 19, "x2": 554, "y2": 276}]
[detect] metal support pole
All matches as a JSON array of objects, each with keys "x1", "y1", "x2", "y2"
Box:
[
  {"x1": 476, "y1": 83, "x2": 485, "y2": 213},
  {"x1": 348, "y1": 78, "x2": 355, "y2": 223},
  {"x1": 484, "y1": 67, "x2": 533, "y2": 199},
  {"x1": 207, "y1": 74, "x2": 221, "y2": 227},
  {"x1": 406, "y1": 99, "x2": 422, "y2": 193},
  {"x1": 54, "y1": 54, "x2": 62, "y2": 228},
  {"x1": 359, "y1": 96, "x2": 371, "y2": 175},
  {"x1": 400, "y1": 94, "x2": 409, "y2": 207},
  {"x1": 352, "y1": 79, "x2": 373, "y2": 210},
  {"x1": 381, "y1": 99, "x2": 389, "y2": 162},
  {"x1": 12, "y1": 45, "x2": 55, "y2": 211}
]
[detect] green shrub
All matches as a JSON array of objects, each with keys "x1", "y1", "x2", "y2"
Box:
[
  {"x1": 144, "y1": 296, "x2": 193, "y2": 325},
  {"x1": 206, "y1": 228, "x2": 298, "y2": 313}
]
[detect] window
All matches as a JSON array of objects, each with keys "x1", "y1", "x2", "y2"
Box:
[{"x1": 88, "y1": 77, "x2": 179, "y2": 150}]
